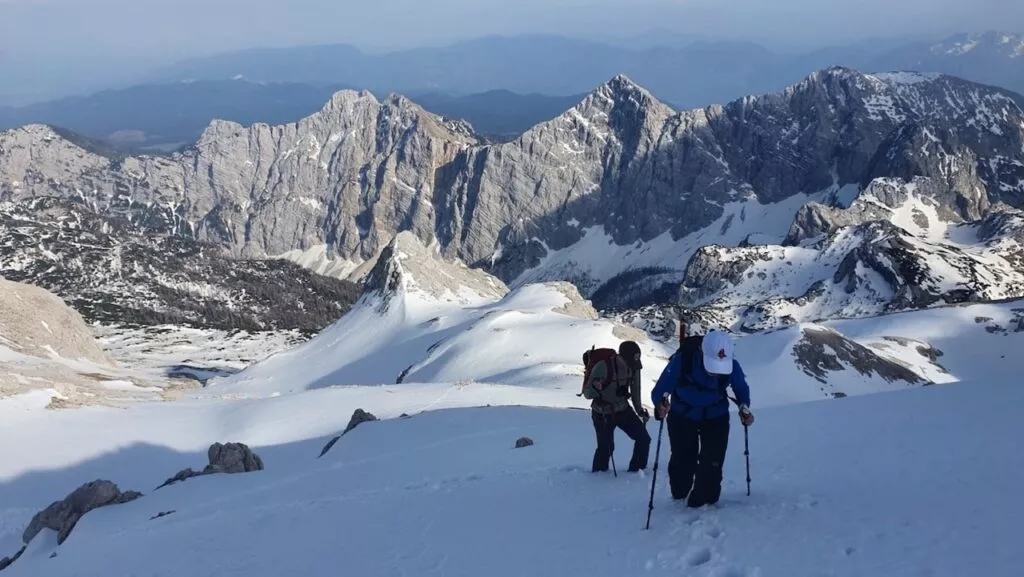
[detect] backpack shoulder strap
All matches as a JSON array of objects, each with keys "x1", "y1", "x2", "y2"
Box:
[{"x1": 675, "y1": 335, "x2": 703, "y2": 387}]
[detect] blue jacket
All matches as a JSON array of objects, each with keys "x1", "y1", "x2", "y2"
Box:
[{"x1": 650, "y1": 348, "x2": 751, "y2": 421}]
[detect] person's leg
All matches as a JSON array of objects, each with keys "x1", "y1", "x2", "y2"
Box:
[
  {"x1": 688, "y1": 414, "x2": 731, "y2": 507},
  {"x1": 591, "y1": 412, "x2": 615, "y2": 472},
  {"x1": 665, "y1": 413, "x2": 699, "y2": 499},
  {"x1": 615, "y1": 409, "x2": 651, "y2": 471}
]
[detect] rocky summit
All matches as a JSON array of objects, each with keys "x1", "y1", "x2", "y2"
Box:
[{"x1": 1, "y1": 67, "x2": 1023, "y2": 331}]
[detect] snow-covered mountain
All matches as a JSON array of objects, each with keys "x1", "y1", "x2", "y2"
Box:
[
  {"x1": 868, "y1": 31, "x2": 1024, "y2": 97},
  {"x1": 672, "y1": 184, "x2": 1024, "y2": 331},
  {"x1": 2, "y1": 67, "x2": 1023, "y2": 334},
  {"x1": 206, "y1": 230, "x2": 654, "y2": 397},
  {"x1": 207, "y1": 229, "x2": 1024, "y2": 406}
]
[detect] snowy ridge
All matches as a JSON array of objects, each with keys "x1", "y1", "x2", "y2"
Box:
[
  {"x1": 206, "y1": 229, "x2": 1024, "y2": 407},
  {"x1": 206, "y1": 231, "x2": 653, "y2": 397},
  {"x1": 675, "y1": 181, "x2": 1024, "y2": 331}
]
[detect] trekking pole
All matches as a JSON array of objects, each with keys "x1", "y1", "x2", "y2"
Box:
[
  {"x1": 728, "y1": 394, "x2": 752, "y2": 497},
  {"x1": 645, "y1": 413, "x2": 665, "y2": 530},
  {"x1": 744, "y1": 424, "x2": 751, "y2": 497},
  {"x1": 645, "y1": 394, "x2": 669, "y2": 530},
  {"x1": 611, "y1": 454, "x2": 617, "y2": 477}
]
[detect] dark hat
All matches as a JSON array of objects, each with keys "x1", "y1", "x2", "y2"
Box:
[{"x1": 618, "y1": 341, "x2": 642, "y2": 369}]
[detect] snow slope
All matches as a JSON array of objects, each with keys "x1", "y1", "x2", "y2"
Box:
[
  {"x1": 206, "y1": 231, "x2": 660, "y2": 397},
  {"x1": 1, "y1": 374, "x2": 1022, "y2": 577},
  {"x1": 204, "y1": 230, "x2": 1012, "y2": 406}
]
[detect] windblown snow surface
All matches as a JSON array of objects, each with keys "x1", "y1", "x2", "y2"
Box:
[{"x1": 1, "y1": 274, "x2": 1023, "y2": 576}]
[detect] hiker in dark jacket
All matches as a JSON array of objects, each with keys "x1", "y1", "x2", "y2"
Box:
[
  {"x1": 581, "y1": 341, "x2": 651, "y2": 473},
  {"x1": 651, "y1": 329, "x2": 753, "y2": 507}
]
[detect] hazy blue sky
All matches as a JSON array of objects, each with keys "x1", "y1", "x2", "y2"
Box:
[{"x1": 0, "y1": 0, "x2": 1018, "y2": 103}]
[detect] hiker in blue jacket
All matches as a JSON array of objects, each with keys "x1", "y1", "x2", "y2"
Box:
[{"x1": 651, "y1": 329, "x2": 754, "y2": 508}]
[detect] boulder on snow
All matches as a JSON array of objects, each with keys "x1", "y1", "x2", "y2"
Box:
[
  {"x1": 515, "y1": 437, "x2": 534, "y2": 448},
  {"x1": 156, "y1": 442, "x2": 264, "y2": 489},
  {"x1": 318, "y1": 408, "x2": 379, "y2": 458},
  {"x1": 22, "y1": 480, "x2": 142, "y2": 545},
  {"x1": 204, "y1": 442, "x2": 264, "y2": 474}
]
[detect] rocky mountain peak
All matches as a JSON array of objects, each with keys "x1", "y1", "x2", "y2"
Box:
[
  {"x1": 581, "y1": 73, "x2": 675, "y2": 119},
  {"x1": 363, "y1": 231, "x2": 509, "y2": 313}
]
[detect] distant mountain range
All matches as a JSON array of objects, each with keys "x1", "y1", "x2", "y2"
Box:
[
  {"x1": 149, "y1": 31, "x2": 1023, "y2": 107},
  {"x1": 0, "y1": 81, "x2": 584, "y2": 151},
  {"x1": 0, "y1": 31, "x2": 1020, "y2": 152}
]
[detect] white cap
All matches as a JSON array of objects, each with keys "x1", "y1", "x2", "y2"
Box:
[{"x1": 701, "y1": 330, "x2": 734, "y2": 375}]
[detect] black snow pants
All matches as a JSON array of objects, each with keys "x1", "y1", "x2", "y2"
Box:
[
  {"x1": 591, "y1": 408, "x2": 651, "y2": 473},
  {"x1": 666, "y1": 412, "x2": 730, "y2": 507}
]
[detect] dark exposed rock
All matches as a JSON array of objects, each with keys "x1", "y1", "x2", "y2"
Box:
[
  {"x1": 318, "y1": 409, "x2": 379, "y2": 458},
  {"x1": 792, "y1": 326, "x2": 929, "y2": 386},
  {"x1": 156, "y1": 442, "x2": 263, "y2": 489},
  {"x1": 156, "y1": 468, "x2": 201, "y2": 490},
  {"x1": 515, "y1": 437, "x2": 534, "y2": 448},
  {"x1": 22, "y1": 480, "x2": 143, "y2": 546},
  {"x1": 205, "y1": 442, "x2": 264, "y2": 474},
  {"x1": 343, "y1": 409, "x2": 379, "y2": 435},
  {"x1": 0, "y1": 546, "x2": 25, "y2": 571}
]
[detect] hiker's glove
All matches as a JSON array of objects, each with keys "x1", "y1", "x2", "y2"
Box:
[
  {"x1": 638, "y1": 408, "x2": 650, "y2": 423},
  {"x1": 655, "y1": 401, "x2": 670, "y2": 421},
  {"x1": 739, "y1": 405, "x2": 754, "y2": 426}
]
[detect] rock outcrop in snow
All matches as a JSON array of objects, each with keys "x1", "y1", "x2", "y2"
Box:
[
  {"x1": 318, "y1": 408, "x2": 379, "y2": 458},
  {"x1": 157, "y1": 442, "x2": 264, "y2": 489},
  {"x1": 362, "y1": 231, "x2": 509, "y2": 313},
  {"x1": 22, "y1": 480, "x2": 143, "y2": 546},
  {"x1": 792, "y1": 326, "x2": 930, "y2": 389}
]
